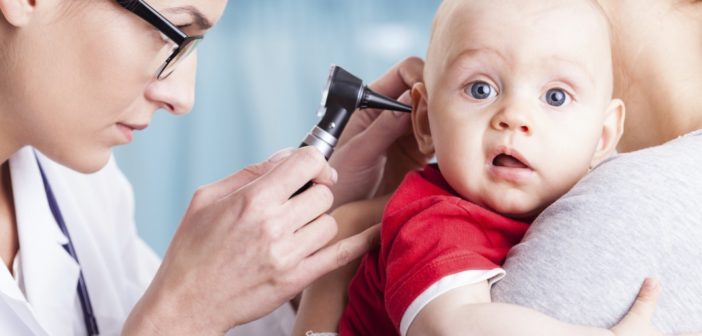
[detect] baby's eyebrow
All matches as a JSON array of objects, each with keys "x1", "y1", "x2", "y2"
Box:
[
  {"x1": 540, "y1": 56, "x2": 594, "y2": 88},
  {"x1": 446, "y1": 47, "x2": 506, "y2": 71}
]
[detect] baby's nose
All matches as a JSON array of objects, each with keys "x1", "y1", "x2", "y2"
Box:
[
  {"x1": 497, "y1": 120, "x2": 530, "y2": 133},
  {"x1": 492, "y1": 110, "x2": 532, "y2": 135}
]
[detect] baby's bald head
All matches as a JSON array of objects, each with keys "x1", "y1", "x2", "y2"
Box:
[{"x1": 425, "y1": 0, "x2": 614, "y2": 100}]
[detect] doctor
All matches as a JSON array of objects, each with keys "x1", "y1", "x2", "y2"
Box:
[{"x1": 0, "y1": 0, "x2": 423, "y2": 335}]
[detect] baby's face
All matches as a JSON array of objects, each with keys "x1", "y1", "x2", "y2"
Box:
[{"x1": 414, "y1": 0, "x2": 623, "y2": 218}]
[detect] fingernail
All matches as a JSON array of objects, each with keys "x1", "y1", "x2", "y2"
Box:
[
  {"x1": 645, "y1": 278, "x2": 659, "y2": 290},
  {"x1": 393, "y1": 111, "x2": 411, "y2": 118},
  {"x1": 397, "y1": 90, "x2": 411, "y2": 104},
  {"x1": 268, "y1": 149, "x2": 293, "y2": 163},
  {"x1": 331, "y1": 168, "x2": 338, "y2": 184}
]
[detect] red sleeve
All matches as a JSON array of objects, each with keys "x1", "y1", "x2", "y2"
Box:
[{"x1": 381, "y1": 198, "x2": 520, "y2": 329}]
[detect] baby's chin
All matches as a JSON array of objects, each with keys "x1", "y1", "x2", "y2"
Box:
[{"x1": 484, "y1": 195, "x2": 544, "y2": 221}]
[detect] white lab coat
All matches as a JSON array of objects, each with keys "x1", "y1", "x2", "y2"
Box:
[{"x1": 1, "y1": 147, "x2": 295, "y2": 335}]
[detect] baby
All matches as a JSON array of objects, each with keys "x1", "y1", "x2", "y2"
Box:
[{"x1": 335, "y1": 0, "x2": 639, "y2": 335}]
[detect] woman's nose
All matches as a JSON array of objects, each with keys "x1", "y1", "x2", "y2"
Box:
[
  {"x1": 490, "y1": 105, "x2": 533, "y2": 135},
  {"x1": 144, "y1": 53, "x2": 198, "y2": 115}
]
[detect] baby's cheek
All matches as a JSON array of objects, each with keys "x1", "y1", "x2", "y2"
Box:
[
  {"x1": 543, "y1": 162, "x2": 590, "y2": 199},
  {"x1": 438, "y1": 153, "x2": 480, "y2": 186}
]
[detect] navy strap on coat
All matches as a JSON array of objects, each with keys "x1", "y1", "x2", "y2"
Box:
[{"x1": 35, "y1": 155, "x2": 100, "y2": 335}]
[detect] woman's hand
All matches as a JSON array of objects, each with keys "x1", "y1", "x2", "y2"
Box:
[
  {"x1": 123, "y1": 147, "x2": 379, "y2": 336},
  {"x1": 611, "y1": 278, "x2": 702, "y2": 336},
  {"x1": 328, "y1": 57, "x2": 428, "y2": 209}
]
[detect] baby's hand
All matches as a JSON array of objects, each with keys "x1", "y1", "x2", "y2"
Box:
[{"x1": 611, "y1": 278, "x2": 702, "y2": 336}]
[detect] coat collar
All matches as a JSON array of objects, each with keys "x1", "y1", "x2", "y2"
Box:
[{"x1": 0, "y1": 147, "x2": 81, "y2": 335}]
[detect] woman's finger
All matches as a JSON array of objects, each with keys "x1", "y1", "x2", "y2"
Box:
[
  {"x1": 253, "y1": 146, "x2": 337, "y2": 203},
  {"x1": 337, "y1": 57, "x2": 424, "y2": 147},
  {"x1": 282, "y1": 184, "x2": 335, "y2": 232},
  {"x1": 196, "y1": 149, "x2": 294, "y2": 202},
  {"x1": 285, "y1": 214, "x2": 339, "y2": 264},
  {"x1": 368, "y1": 56, "x2": 424, "y2": 99},
  {"x1": 292, "y1": 224, "x2": 381, "y2": 287},
  {"x1": 627, "y1": 278, "x2": 662, "y2": 321},
  {"x1": 350, "y1": 106, "x2": 412, "y2": 161}
]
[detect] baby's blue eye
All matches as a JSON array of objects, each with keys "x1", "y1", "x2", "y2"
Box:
[
  {"x1": 466, "y1": 81, "x2": 497, "y2": 100},
  {"x1": 545, "y1": 88, "x2": 568, "y2": 106}
]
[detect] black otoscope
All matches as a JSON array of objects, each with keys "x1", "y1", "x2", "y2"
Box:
[{"x1": 292, "y1": 65, "x2": 413, "y2": 197}]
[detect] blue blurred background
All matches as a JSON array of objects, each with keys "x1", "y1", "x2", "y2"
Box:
[{"x1": 114, "y1": 0, "x2": 442, "y2": 256}]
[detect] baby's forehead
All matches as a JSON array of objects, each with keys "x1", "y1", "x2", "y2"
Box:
[
  {"x1": 427, "y1": 0, "x2": 612, "y2": 84},
  {"x1": 433, "y1": 0, "x2": 607, "y2": 29},
  {"x1": 432, "y1": 0, "x2": 608, "y2": 48}
]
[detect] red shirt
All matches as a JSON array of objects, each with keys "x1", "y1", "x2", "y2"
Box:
[{"x1": 339, "y1": 165, "x2": 529, "y2": 335}]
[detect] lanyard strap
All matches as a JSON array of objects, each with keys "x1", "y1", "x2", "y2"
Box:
[{"x1": 35, "y1": 155, "x2": 100, "y2": 335}]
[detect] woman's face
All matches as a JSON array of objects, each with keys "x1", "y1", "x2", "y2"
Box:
[{"x1": 0, "y1": 0, "x2": 227, "y2": 172}]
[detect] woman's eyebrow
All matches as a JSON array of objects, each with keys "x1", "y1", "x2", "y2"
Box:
[{"x1": 164, "y1": 6, "x2": 212, "y2": 30}]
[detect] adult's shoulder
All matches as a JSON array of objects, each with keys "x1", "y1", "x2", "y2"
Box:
[
  {"x1": 567, "y1": 130, "x2": 702, "y2": 197},
  {"x1": 518, "y1": 129, "x2": 702, "y2": 261},
  {"x1": 493, "y1": 130, "x2": 702, "y2": 332},
  {"x1": 527, "y1": 129, "x2": 702, "y2": 233}
]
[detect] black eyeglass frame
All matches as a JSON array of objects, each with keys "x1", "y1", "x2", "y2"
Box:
[{"x1": 116, "y1": 0, "x2": 204, "y2": 79}]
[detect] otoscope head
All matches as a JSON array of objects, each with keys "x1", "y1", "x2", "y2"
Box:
[
  {"x1": 321, "y1": 66, "x2": 365, "y2": 113},
  {"x1": 360, "y1": 87, "x2": 413, "y2": 113},
  {"x1": 313, "y1": 65, "x2": 413, "y2": 142},
  {"x1": 321, "y1": 65, "x2": 412, "y2": 113},
  {"x1": 296, "y1": 66, "x2": 413, "y2": 194}
]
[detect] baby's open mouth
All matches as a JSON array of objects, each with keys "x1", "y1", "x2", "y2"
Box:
[{"x1": 493, "y1": 154, "x2": 529, "y2": 169}]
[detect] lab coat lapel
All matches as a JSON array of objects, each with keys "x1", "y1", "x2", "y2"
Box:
[
  {"x1": 10, "y1": 147, "x2": 81, "y2": 335},
  {"x1": 36, "y1": 150, "x2": 129, "y2": 333},
  {"x1": 0, "y1": 257, "x2": 48, "y2": 335}
]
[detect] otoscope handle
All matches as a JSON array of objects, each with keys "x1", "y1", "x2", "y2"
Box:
[
  {"x1": 293, "y1": 181, "x2": 314, "y2": 198},
  {"x1": 290, "y1": 65, "x2": 411, "y2": 199},
  {"x1": 292, "y1": 126, "x2": 339, "y2": 197}
]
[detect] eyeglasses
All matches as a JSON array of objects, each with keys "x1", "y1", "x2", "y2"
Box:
[{"x1": 116, "y1": 0, "x2": 204, "y2": 79}]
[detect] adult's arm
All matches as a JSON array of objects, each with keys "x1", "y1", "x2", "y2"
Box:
[
  {"x1": 122, "y1": 58, "x2": 425, "y2": 335},
  {"x1": 493, "y1": 131, "x2": 702, "y2": 334},
  {"x1": 122, "y1": 147, "x2": 369, "y2": 336}
]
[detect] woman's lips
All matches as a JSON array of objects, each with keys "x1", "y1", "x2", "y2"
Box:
[
  {"x1": 120, "y1": 122, "x2": 148, "y2": 131},
  {"x1": 116, "y1": 123, "x2": 148, "y2": 143}
]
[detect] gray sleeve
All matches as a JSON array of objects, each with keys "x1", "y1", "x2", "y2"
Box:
[{"x1": 492, "y1": 131, "x2": 702, "y2": 334}]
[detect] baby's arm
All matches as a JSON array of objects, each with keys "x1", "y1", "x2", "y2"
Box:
[
  {"x1": 408, "y1": 278, "x2": 666, "y2": 336},
  {"x1": 292, "y1": 196, "x2": 389, "y2": 336}
]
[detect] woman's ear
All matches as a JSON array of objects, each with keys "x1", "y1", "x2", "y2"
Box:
[
  {"x1": 0, "y1": 0, "x2": 35, "y2": 27},
  {"x1": 591, "y1": 98, "x2": 625, "y2": 167},
  {"x1": 411, "y1": 82, "x2": 435, "y2": 156}
]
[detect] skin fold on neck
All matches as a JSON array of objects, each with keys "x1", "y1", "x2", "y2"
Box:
[{"x1": 0, "y1": 161, "x2": 18, "y2": 275}]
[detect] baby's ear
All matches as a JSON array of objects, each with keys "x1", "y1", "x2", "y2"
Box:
[
  {"x1": 0, "y1": 0, "x2": 35, "y2": 27},
  {"x1": 591, "y1": 98, "x2": 625, "y2": 167},
  {"x1": 411, "y1": 82, "x2": 435, "y2": 156}
]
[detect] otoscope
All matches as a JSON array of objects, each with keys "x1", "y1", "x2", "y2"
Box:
[{"x1": 293, "y1": 65, "x2": 412, "y2": 197}]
